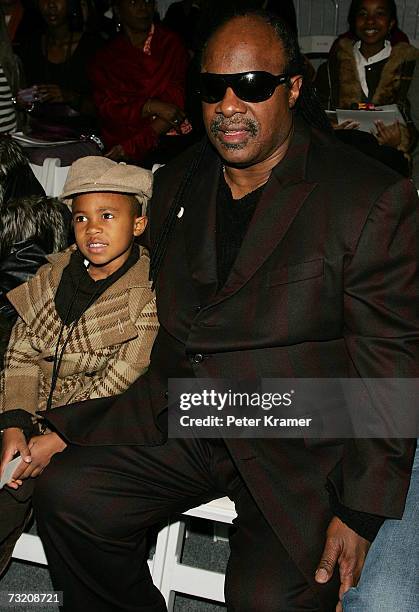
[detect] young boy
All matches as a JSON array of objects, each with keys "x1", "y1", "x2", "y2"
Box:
[{"x1": 0, "y1": 156, "x2": 158, "y2": 573}]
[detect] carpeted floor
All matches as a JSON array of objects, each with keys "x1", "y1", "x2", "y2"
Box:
[{"x1": 0, "y1": 518, "x2": 228, "y2": 612}]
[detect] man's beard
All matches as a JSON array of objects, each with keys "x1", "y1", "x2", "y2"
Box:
[{"x1": 209, "y1": 116, "x2": 259, "y2": 150}]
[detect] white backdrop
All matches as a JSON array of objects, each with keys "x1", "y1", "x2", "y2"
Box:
[
  {"x1": 156, "y1": 1, "x2": 419, "y2": 41},
  {"x1": 296, "y1": 0, "x2": 419, "y2": 39},
  {"x1": 156, "y1": 0, "x2": 176, "y2": 18}
]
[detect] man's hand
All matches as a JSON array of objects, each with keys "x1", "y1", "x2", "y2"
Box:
[
  {"x1": 373, "y1": 120, "x2": 401, "y2": 147},
  {"x1": 11, "y1": 433, "x2": 67, "y2": 483},
  {"x1": 0, "y1": 428, "x2": 32, "y2": 490},
  {"x1": 315, "y1": 516, "x2": 370, "y2": 612}
]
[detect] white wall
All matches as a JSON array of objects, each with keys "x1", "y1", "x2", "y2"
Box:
[
  {"x1": 156, "y1": 0, "x2": 175, "y2": 18},
  {"x1": 296, "y1": 0, "x2": 419, "y2": 40},
  {"x1": 157, "y1": 1, "x2": 419, "y2": 43}
]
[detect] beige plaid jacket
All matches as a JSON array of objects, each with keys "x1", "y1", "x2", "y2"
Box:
[{"x1": 0, "y1": 246, "x2": 158, "y2": 416}]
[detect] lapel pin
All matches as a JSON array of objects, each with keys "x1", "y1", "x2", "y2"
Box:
[{"x1": 177, "y1": 207, "x2": 184, "y2": 219}]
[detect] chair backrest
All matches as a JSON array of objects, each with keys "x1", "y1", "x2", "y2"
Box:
[{"x1": 29, "y1": 158, "x2": 70, "y2": 198}]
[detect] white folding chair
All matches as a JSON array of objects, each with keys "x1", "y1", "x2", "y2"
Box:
[
  {"x1": 154, "y1": 497, "x2": 236, "y2": 610},
  {"x1": 12, "y1": 497, "x2": 236, "y2": 610},
  {"x1": 29, "y1": 158, "x2": 70, "y2": 198}
]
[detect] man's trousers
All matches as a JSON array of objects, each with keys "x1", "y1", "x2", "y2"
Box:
[{"x1": 33, "y1": 438, "x2": 335, "y2": 611}]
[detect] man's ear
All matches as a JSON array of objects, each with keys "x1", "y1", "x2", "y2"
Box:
[
  {"x1": 133, "y1": 216, "x2": 148, "y2": 237},
  {"x1": 288, "y1": 75, "x2": 303, "y2": 109}
]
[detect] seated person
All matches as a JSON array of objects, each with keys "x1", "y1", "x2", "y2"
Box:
[
  {"x1": 0, "y1": 8, "x2": 27, "y2": 134},
  {"x1": 0, "y1": 138, "x2": 58, "y2": 353},
  {"x1": 332, "y1": 0, "x2": 409, "y2": 50},
  {"x1": 89, "y1": 0, "x2": 191, "y2": 164},
  {"x1": 0, "y1": 193, "x2": 70, "y2": 376},
  {"x1": 0, "y1": 195, "x2": 70, "y2": 319},
  {"x1": 0, "y1": 137, "x2": 45, "y2": 202},
  {"x1": 0, "y1": 156, "x2": 158, "y2": 576},
  {"x1": 314, "y1": 0, "x2": 419, "y2": 177},
  {"x1": 15, "y1": 0, "x2": 104, "y2": 163}
]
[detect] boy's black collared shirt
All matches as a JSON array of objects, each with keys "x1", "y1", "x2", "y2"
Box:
[{"x1": 55, "y1": 246, "x2": 139, "y2": 324}]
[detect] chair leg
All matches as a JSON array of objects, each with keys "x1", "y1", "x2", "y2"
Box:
[
  {"x1": 158, "y1": 520, "x2": 186, "y2": 612},
  {"x1": 12, "y1": 533, "x2": 47, "y2": 565},
  {"x1": 150, "y1": 522, "x2": 171, "y2": 589}
]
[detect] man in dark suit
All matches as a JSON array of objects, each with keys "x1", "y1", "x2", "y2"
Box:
[{"x1": 31, "y1": 9, "x2": 417, "y2": 612}]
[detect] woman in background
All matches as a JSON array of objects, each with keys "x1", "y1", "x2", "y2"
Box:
[
  {"x1": 90, "y1": 0, "x2": 190, "y2": 164},
  {"x1": 15, "y1": 0, "x2": 103, "y2": 163},
  {"x1": 315, "y1": 0, "x2": 418, "y2": 176},
  {"x1": 17, "y1": 0, "x2": 102, "y2": 119},
  {"x1": 0, "y1": 7, "x2": 22, "y2": 134}
]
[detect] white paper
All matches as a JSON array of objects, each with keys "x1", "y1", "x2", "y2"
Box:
[
  {"x1": 375, "y1": 104, "x2": 406, "y2": 124},
  {"x1": 0, "y1": 456, "x2": 22, "y2": 489},
  {"x1": 336, "y1": 105, "x2": 405, "y2": 133},
  {"x1": 325, "y1": 110, "x2": 337, "y2": 122}
]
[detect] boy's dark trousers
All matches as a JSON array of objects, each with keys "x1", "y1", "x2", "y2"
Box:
[
  {"x1": 0, "y1": 482, "x2": 33, "y2": 575},
  {"x1": 0, "y1": 437, "x2": 34, "y2": 576}
]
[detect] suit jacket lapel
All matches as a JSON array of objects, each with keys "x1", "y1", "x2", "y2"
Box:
[
  {"x1": 213, "y1": 120, "x2": 318, "y2": 304},
  {"x1": 183, "y1": 142, "x2": 221, "y2": 305}
]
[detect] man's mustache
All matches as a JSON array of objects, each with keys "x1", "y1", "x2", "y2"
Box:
[{"x1": 210, "y1": 116, "x2": 259, "y2": 137}]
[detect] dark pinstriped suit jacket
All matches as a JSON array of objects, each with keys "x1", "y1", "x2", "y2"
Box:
[{"x1": 48, "y1": 118, "x2": 418, "y2": 594}]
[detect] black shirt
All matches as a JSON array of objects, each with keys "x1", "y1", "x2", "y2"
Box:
[
  {"x1": 216, "y1": 171, "x2": 265, "y2": 289},
  {"x1": 55, "y1": 246, "x2": 139, "y2": 324},
  {"x1": 17, "y1": 32, "x2": 103, "y2": 96}
]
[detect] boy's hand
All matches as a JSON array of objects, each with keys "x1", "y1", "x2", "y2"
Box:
[
  {"x1": 0, "y1": 428, "x2": 32, "y2": 489},
  {"x1": 12, "y1": 433, "x2": 67, "y2": 482}
]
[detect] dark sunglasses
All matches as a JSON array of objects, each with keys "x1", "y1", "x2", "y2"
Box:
[{"x1": 198, "y1": 71, "x2": 291, "y2": 103}]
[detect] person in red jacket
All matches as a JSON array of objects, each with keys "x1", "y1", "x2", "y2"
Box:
[{"x1": 89, "y1": 0, "x2": 190, "y2": 163}]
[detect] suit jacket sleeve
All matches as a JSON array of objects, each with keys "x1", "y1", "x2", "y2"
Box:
[{"x1": 328, "y1": 177, "x2": 418, "y2": 518}]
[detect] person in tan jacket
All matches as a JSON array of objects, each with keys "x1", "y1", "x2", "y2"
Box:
[
  {"x1": 314, "y1": 0, "x2": 419, "y2": 177},
  {"x1": 0, "y1": 156, "x2": 158, "y2": 575}
]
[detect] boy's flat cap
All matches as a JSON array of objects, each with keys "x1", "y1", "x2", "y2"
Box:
[{"x1": 61, "y1": 156, "x2": 153, "y2": 205}]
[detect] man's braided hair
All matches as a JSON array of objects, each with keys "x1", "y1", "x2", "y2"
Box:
[{"x1": 149, "y1": 9, "x2": 332, "y2": 287}]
